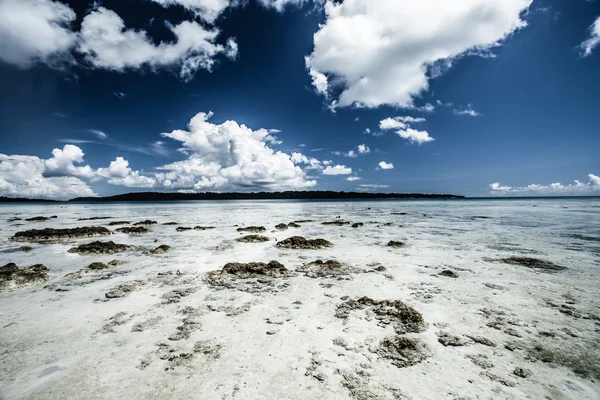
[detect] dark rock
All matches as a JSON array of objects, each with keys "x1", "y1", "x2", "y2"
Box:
[
  {"x1": 25, "y1": 216, "x2": 52, "y2": 222},
  {"x1": 374, "y1": 265, "x2": 387, "y2": 272},
  {"x1": 134, "y1": 220, "x2": 157, "y2": 226},
  {"x1": 470, "y1": 216, "x2": 490, "y2": 219},
  {"x1": 163, "y1": 222, "x2": 179, "y2": 225},
  {"x1": 11, "y1": 226, "x2": 111, "y2": 242},
  {"x1": 336, "y1": 297, "x2": 426, "y2": 334},
  {"x1": 65, "y1": 260, "x2": 122, "y2": 279},
  {"x1": 287, "y1": 222, "x2": 301, "y2": 228},
  {"x1": 194, "y1": 226, "x2": 215, "y2": 230},
  {"x1": 498, "y1": 257, "x2": 566, "y2": 272},
  {"x1": 204, "y1": 260, "x2": 293, "y2": 285},
  {"x1": 439, "y1": 270, "x2": 458, "y2": 278},
  {"x1": 68, "y1": 241, "x2": 135, "y2": 254},
  {"x1": 275, "y1": 223, "x2": 289, "y2": 230},
  {"x1": 105, "y1": 282, "x2": 139, "y2": 299},
  {"x1": 78, "y1": 216, "x2": 113, "y2": 221},
  {"x1": 351, "y1": 222, "x2": 364, "y2": 228},
  {"x1": 149, "y1": 245, "x2": 172, "y2": 254},
  {"x1": 176, "y1": 227, "x2": 193, "y2": 232},
  {"x1": 513, "y1": 367, "x2": 532, "y2": 378},
  {"x1": 391, "y1": 212, "x2": 409, "y2": 215},
  {"x1": 7, "y1": 217, "x2": 22, "y2": 222},
  {"x1": 276, "y1": 236, "x2": 333, "y2": 250},
  {"x1": 1, "y1": 263, "x2": 49, "y2": 291},
  {"x1": 18, "y1": 246, "x2": 33, "y2": 252},
  {"x1": 322, "y1": 220, "x2": 351, "y2": 226},
  {"x1": 108, "y1": 221, "x2": 130, "y2": 226},
  {"x1": 375, "y1": 336, "x2": 430, "y2": 368},
  {"x1": 387, "y1": 241, "x2": 406, "y2": 248},
  {"x1": 235, "y1": 235, "x2": 270, "y2": 243},
  {"x1": 236, "y1": 226, "x2": 266, "y2": 233},
  {"x1": 293, "y1": 220, "x2": 313, "y2": 223},
  {"x1": 116, "y1": 226, "x2": 150, "y2": 235},
  {"x1": 297, "y1": 259, "x2": 360, "y2": 278},
  {"x1": 88, "y1": 262, "x2": 111, "y2": 270}
]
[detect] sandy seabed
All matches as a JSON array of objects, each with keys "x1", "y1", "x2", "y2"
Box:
[{"x1": 1, "y1": 199, "x2": 599, "y2": 400}]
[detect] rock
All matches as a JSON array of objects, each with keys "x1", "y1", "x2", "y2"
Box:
[
  {"x1": 25, "y1": 216, "x2": 52, "y2": 222},
  {"x1": 276, "y1": 236, "x2": 333, "y2": 250},
  {"x1": 375, "y1": 336, "x2": 430, "y2": 368},
  {"x1": 437, "y1": 331, "x2": 469, "y2": 346},
  {"x1": 351, "y1": 222, "x2": 364, "y2": 228},
  {"x1": 235, "y1": 235, "x2": 270, "y2": 243},
  {"x1": 266, "y1": 330, "x2": 276, "y2": 335},
  {"x1": 204, "y1": 260, "x2": 293, "y2": 285},
  {"x1": 275, "y1": 223, "x2": 289, "y2": 230},
  {"x1": 498, "y1": 257, "x2": 566, "y2": 272},
  {"x1": 287, "y1": 222, "x2": 301, "y2": 228},
  {"x1": 148, "y1": 245, "x2": 172, "y2": 254},
  {"x1": 467, "y1": 354, "x2": 494, "y2": 369},
  {"x1": 236, "y1": 226, "x2": 266, "y2": 233},
  {"x1": 336, "y1": 297, "x2": 426, "y2": 334},
  {"x1": 513, "y1": 367, "x2": 532, "y2": 378},
  {"x1": 78, "y1": 216, "x2": 112, "y2": 221},
  {"x1": 297, "y1": 259, "x2": 361, "y2": 278},
  {"x1": 65, "y1": 260, "x2": 122, "y2": 279},
  {"x1": 88, "y1": 262, "x2": 111, "y2": 270},
  {"x1": 11, "y1": 226, "x2": 111, "y2": 242},
  {"x1": 163, "y1": 222, "x2": 178, "y2": 225},
  {"x1": 387, "y1": 241, "x2": 406, "y2": 248},
  {"x1": 439, "y1": 270, "x2": 458, "y2": 278},
  {"x1": 68, "y1": 241, "x2": 135, "y2": 255},
  {"x1": 105, "y1": 282, "x2": 139, "y2": 299},
  {"x1": 322, "y1": 220, "x2": 351, "y2": 226},
  {"x1": 293, "y1": 220, "x2": 313, "y2": 223},
  {"x1": 7, "y1": 217, "x2": 22, "y2": 222},
  {"x1": 194, "y1": 226, "x2": 215, "y2": 230},
  {"x1": 504, "y1": 328, "x2": 522, "y2": 338},
  {"x1": 466, "y1": 335, "x2": 496, "y2": 347},
  {"x1": 176, "y1": 227, "x2": 193, "y2": 232},
  {"x1": 108, "y1": 221, "x2": 130, "y2": 226},
  {"x1": 116, "y1": 226, "x2": 150, "y2": 235},
  {"x1": 374, "y1": 265, "x2": 387, "y2": 272},
  {"x1": 133, "y1": 220, "x2": 157, "y2": 226},
  {"x1": 18, "y1": 246, "x2": 33, "y2": 252},
  {"x1": 470, "y1": 216, "x2": 490, "y2": 220},
  {"x1": 391, "y1": 212, "x2": 409, "y2": 215},
  {"x1": 1, "y1": 263, "x2": 50, "y2": 291}
]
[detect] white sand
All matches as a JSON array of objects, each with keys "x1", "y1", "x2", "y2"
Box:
[{"x1": 1, "y1": 199, "x2": 599, "y2": 399}]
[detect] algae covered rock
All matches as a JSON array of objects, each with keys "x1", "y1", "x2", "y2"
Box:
[
  {"x1": 11, "y1": 226, "x2": 111, "y2": 242},
  {"x1": 1, "y1": 263, "x2": 50, "y2": 291},
  {"x1": 276, "y1": 236, "x2": 332, "y2": 250}
]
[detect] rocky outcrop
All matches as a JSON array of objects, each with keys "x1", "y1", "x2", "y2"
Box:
[
  {"x1": 322, "y1": 220, "x2": 351, "y2": 226},
  {"x1": 116, "y1": 226, "x2": 150, "y2": 235},
  {"x1": 78, "y1": 217, "x2": 113, "y2": 221},
  {"x1": 276, "y1": 236, "x2": 332, "y2": 250},
  {"x1": 1, "y1": 263, "x2": 49, "y2": 291},
  {"x1": 204, "y1": 260, "x2": 293, "y2": 286},
  {"x1": 498, "y1": 257, "x2": 566, "y2": 272},
  {"x1": 235, "y1": 235, "x2": 270, "y2": 243},
  {"x1": 11, "y1": 226, "x2": 111, "y2": 242},
  {"x1": 108, "y1": 221, "x2": 130, "y2": 226},
  {"x1": 65, "y1": 260, "x2": 122, "y2": 279},
  {"x1": 25, "y1": 216, "x2": 56, "y2": 222},
  {"x1": 236, "y1": 226, "x2": 266, "y2": 233},
  {"x1": 194, "y1": 226, "x2": 215, "y2": 230},
  {"x1": 148, "y1": 245, "x2": 172, "y2": 254},
  {"x1": 297, "y1": 259, "x2": 361, "y2": 278},
  {"x1": 387, "y1": 241, "x2": 406, "y2": 248},
  {"x1": 134, "y1": 220, "x2": 157, "y2": 226},
  {"x1": 68, "y1": 241, "x2": 135, "y2": 255}
]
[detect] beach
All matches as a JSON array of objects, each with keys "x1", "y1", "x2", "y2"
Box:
[{"x1": 1, "y1": 198, "x2": 599, "y2": 400}]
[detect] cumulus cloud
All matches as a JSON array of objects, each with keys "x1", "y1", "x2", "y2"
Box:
[
  {"x1": 453, "y1": 104, "x2": 481, "y2": 117},
  {"x1": 78, "y1": 8, "x2": 237, "y2": 81},
  {"x1": 43, "y1": 144, "x2": 95, "y2": 179},
  {"x1": 148, "y1": 0, "x2": 232, "y2": 23},
  {"x1": 0, "y1": 153, "x2": 96, "y2": 200},
  {"x1": 579, "y1": 16, "x2": 600, "y2": 57},
  {"x1": 378, "y1": 161, "x2": 394, "y2": 170},
  {"x1": 291, "y1": 152, "x2": 323, "y2": 170},
  {"x1": 357, "y1": 144, "x2": 370, "y2": 154},
  {"x1": 379, "y1": 116, "x2": 434, "y2": 144},
  {"x1": 0, "y1": 0, "x2": 77, "y2": 67},
  {"x1": 322, "y1": 165, "x2": 352, "y2": 175},
  {"x1": 489, "y1": 174, "x2": 600, "y2": 195},
  {"x1": 305, "y1": 0, "x2": 532, "y2": 108}
]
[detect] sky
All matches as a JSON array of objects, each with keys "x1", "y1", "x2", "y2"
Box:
[{"x1": 0, "y1": 0, "x2": 599, "y2": 199}]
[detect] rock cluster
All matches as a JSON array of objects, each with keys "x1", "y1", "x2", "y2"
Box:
[
  {"x1": 68, "y1": 241, "x2": 135, "y2": 255},
  {"x1": 11, "y1": 227, "x2": 111, "y2": 242},
  {"x1": 1, "y1": 263, "x2": 50, "y2": 291},
  {"x1": 276, "y1": 236, "x2": 332, "y2": 250}
]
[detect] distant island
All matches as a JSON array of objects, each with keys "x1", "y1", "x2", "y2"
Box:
[{"x1": 1, "y1": 192, "x2": 464, "y2": 203}]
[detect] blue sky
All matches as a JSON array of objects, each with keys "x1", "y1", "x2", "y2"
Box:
[{"x1": 0, "y1": 0, "x2": 599, "y2": 199}]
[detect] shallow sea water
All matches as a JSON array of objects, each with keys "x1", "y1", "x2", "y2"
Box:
[{"x1": 1, "y1": 198, "x2": 599, "y2": 400}]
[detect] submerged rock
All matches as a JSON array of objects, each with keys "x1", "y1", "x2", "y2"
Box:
[
  {"x1": 78, "y1": 216, "x2": 113, "y2": 221},
  {"x1": 1, "y1": 263, "x2": 50, "y2": 291},
  {"x1": 65, "y1": 260, "x2": 122, "y2": 279},
  {"x1": 194, "y1": 226, "x2": 215, "y2": 230},
  {"x1": 235, "y1": 235, "x2": 270, "y2": 243},
  {"x1": 376, "y1": 336, "x2": 430, "y2": 368},
  {"x1": 7, "y1": 217, "x2": 22, "y2": 222},
  {"x1": 25, "y1": 216, "x2": 56, "y2": 222},
  {"x1": 105, "y1": 282, "x2": 140, "y2": 299},
  {"x1": 275, "y1": 223, "x2": 289, "y2": 230},
  {"x1": 134, "y1": 220, "x2": 157, "y2": 226},
  {"x1": 438, "y1": 270, "x2": 458, "y2": 278},
  {"x1": 336, "y1": 296, "x2": 426, "y2": 334},
  {"x1": 387, "y1": 241, "x2": 406, "y2": 248},
  {"x1": 498, "y1": 257, "x2": 566, "y2": 272},
  {"x1": 276, "y1": 236, "x2": 332, "y2": 250},
  {"x1": 11, "y1": 226, "x2": 111, "y2": 242},
  {"x1": 163, "y1": 222, "x2": 178, "y2": 226},
  {"x1": 17, "y1": 246, "x2": 33, "y2": 252},
  {"x1": 236, "y1": 226, "x2": 266, "y2": 233},
  {"x1": 108, "y1": 221, "x2": 130, "y2": 226},
  {"x1": 176, "y1": 227, "x2": 193, "y2": 232},
  {"x1": 297, "y1": 259, "x2": 361, "y2": 278},
  {"x1": 148, "y1": 245, "x2": 172, "y2": 254},
  {"x1": 68, "y1": 241, "x2": 135, "y2": 255},
  {"x1": 287, "y1": 222, "x2": 301, "y2": 228},
  {"x1": 116, "y1": 226, "x2": 150, "y2": 235},
  {"x1": 351, "y1": 222, "x2": 364, "y2": 228},
  {"x1": 204, "y1": 260, "x2": 293, "y2": 285},
  {"x1": 322, "y1": 220, "x2": 351, "y2": 226},
  {"x1": 293, "y1": 220, "x2": 313, "y2": 223}
]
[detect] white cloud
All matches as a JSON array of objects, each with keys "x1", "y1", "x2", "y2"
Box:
[
  {"x1": 291, "y1": 152, "x2": 323, "y2": 170},
  {"x1": 345, "y1": 150, "x2": 357, "y2": 158},
  {"x1": 453, "y1": 104, "x2": 481, "y2": 116},
  {"x1": 378, "y1": 161, "x2": 394, "y2": 170},
  {"x1": 78, "y1": 7, "x2": 237, "y2": 81},
  {"x1": 346, "y1": 176, "x2": 361, "y2": 181},
  {"x1": 357, "y1": 144, "x2": 370, "y2": 154},
  {"x1": 148, "y1": 0, "x2": 232, "y2": 23},
  {"x1": 0, "y1": 153, "x2": 96, "y2": 200},
  {"x1": 306, "y1": 0, "x2": 532, "y2": 108},
  {"x1": 258, "y1": 0, "x2": 314, "y2": 12},
  {"x1": 322, "y1": 165, "x2": 352, "y2": 175},
  {"x1": 580, "y1": 16, "x2": 600, "y2": 57},
  {"x1": 363, "y1": 128, "x2": 371, "y2": 135},
  {"x1": 114, "y1": 92, "x2": 126, "y2": 99},
  {"x1": 489, "y1": 174, "x2": 600, "y2": 195},
  {"x1": 88, "y1": 129, "x2": 108, "y2": 139},
  {"x1": 43, "y1": 144, "x2": 95, "y2": 179},
  {"x1": 0, "y1": 0, "x2": 77, "y2": 67},
  {"x1": 305, "y1": 56, "x2": 328, "y2": 95},
  {"x1": 379, "y1": 116, "x2": 434, "y2": 144}
]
